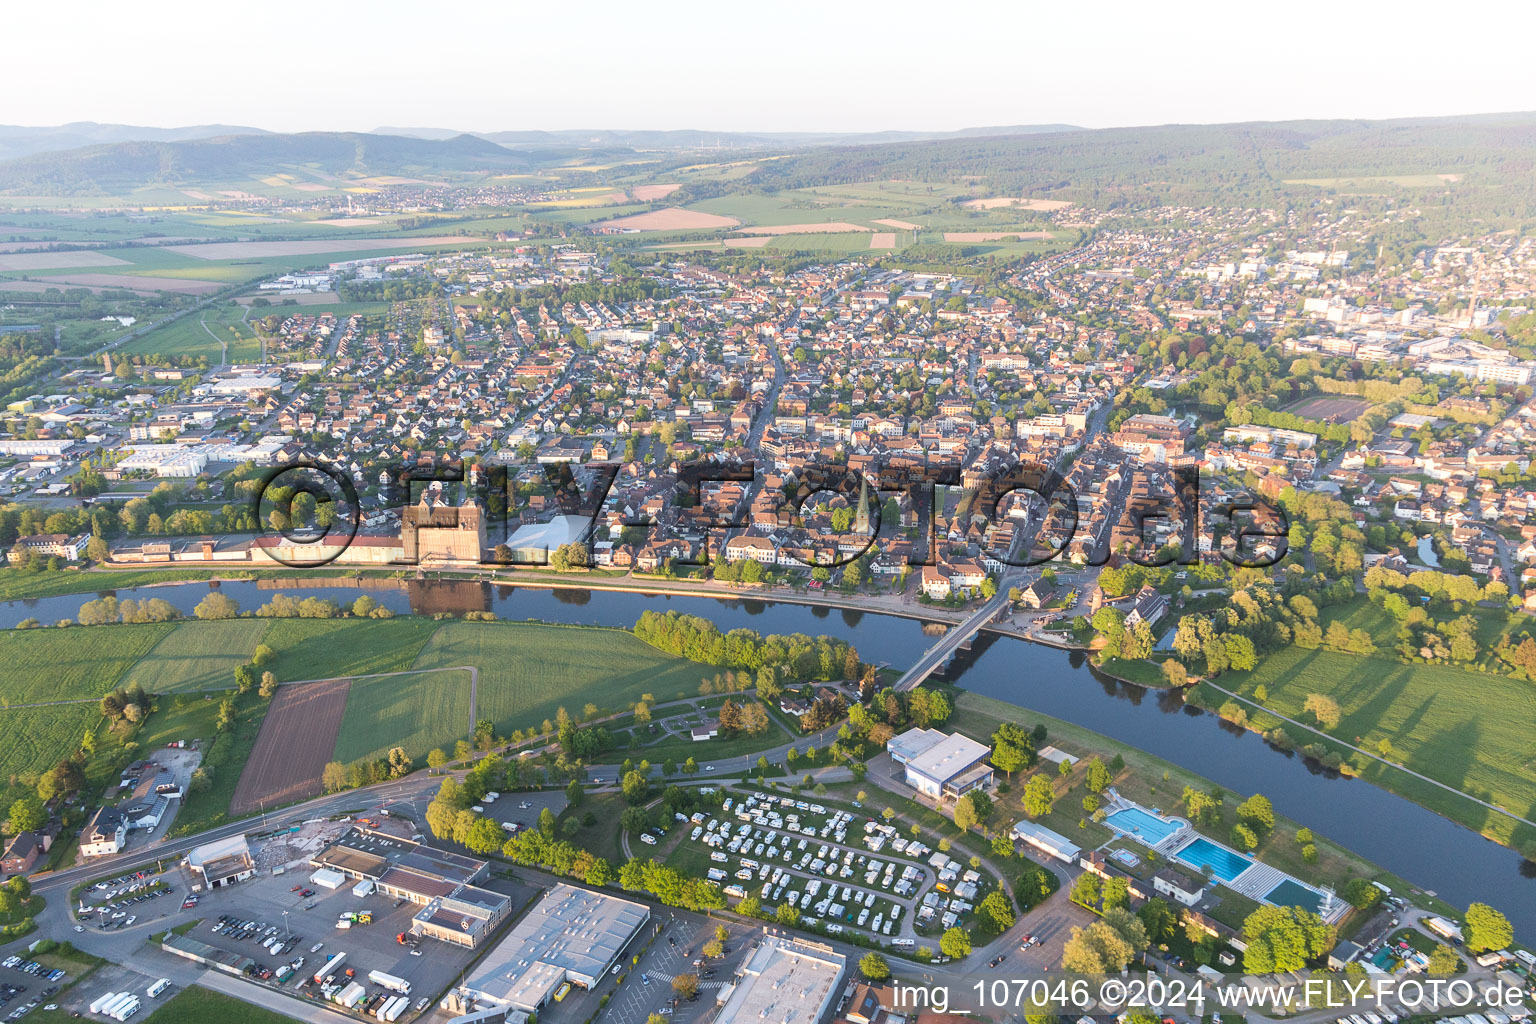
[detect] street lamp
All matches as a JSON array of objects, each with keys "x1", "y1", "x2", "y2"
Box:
[{"x1": 282, "y1": 910, "x2": 290, "y2": 938}]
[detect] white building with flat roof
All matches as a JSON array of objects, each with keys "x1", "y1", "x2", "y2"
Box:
[
  {"x1": 715, "y1": 936, "x2": 846, "y2": 1024},
  {"x1": 886, "y1": 728, "x2": 993, "y2": 802},
  {"x1": 1011, "y1": 820, "x2": 1082, "y2": 863},
  {"x1": 448, "y1": 884, "x2": 649, "y2": 1016}
]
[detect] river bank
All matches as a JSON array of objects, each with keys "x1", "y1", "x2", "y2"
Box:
[{"x1": 0, "y1": 575, "x2": 1528, "y2": 920}]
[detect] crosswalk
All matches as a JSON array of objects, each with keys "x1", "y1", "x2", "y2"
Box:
[{"x1": 646, "y1": 970, "x2": 726, "y2": 989}]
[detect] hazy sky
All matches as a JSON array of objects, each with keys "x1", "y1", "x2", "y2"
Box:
[{"x1": 11, "y1": 0, "x2": 1534, "y2": 133}]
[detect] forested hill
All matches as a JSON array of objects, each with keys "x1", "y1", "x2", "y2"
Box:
[
  {"x1": 0, "y1": 131, "x2": 608, "y2": 192},
  {"x1": 729, "y1": 113, "x2": 1536, "y2": 208}
]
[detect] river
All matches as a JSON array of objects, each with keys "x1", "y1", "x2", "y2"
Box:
[{"x1": 7, "y1": 576, "x2": 1534, "y2": 925}]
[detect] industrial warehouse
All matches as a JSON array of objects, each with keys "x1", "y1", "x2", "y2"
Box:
[
  {"x1": 308, "y1": 827, "x2": 511, "y2": 947},
  {"x1": 444, "y1": 884, "x2": 650, "y2": 1017},
  {"x1": 715, "y1": 936, "x2": 847, "y2": 1024}
]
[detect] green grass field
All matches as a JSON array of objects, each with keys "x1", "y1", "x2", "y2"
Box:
[
  {"x1": 118, "y1": 303, "x2": 260, "y2": 361},
  {"x1": 0, "y1": 623, "x2": 175, "y2": 704},
  {"x1": 0, "y1": 703, "x2": 104, "y2": 780},
  {"x1": 140, "y1": 987, "x2": 295, "y2": 1024},
  {"x1": 332, "y1": 668, "x2": 473, "y2": 765},
  {"x1": 1222, "y1": 639, "x2": 1536, "y2": 849},
  {"x1": 116, "y1": 619, "x2": 272, "y2": 693},
  {"x1": 261, "y1": 617, "x2": 440, "y2": 682},
  {"x1": 409, "y1": 621, "x2": 709, "y2": 735}
]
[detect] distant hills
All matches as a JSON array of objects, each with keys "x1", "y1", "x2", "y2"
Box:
[
  {"x1": 1, "y1": 114, "x2": 1533, "y2": 206},
  {"x1": 374, "y1": 125, "x2": 1081, "y2": 149},
  {"x1": 0, "y1": 121, "x2": 269, "y2": 162},
  {"x1": 0, "y1": 122, "x2": 1083, "y2": 195},
  {"x1": 0, "y1": 131, "x2": 585, "y2": 193}
]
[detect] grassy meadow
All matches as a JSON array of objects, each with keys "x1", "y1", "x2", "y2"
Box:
[
  {"x1": 332, "y1": 668, "x2": 474, "y2": 765},
  {"x1": 409, "y1": 620, "x2": 710, "y2": 735},
  {"x1": 116, "y1": 619, "x2": 272, "y2": 693}
]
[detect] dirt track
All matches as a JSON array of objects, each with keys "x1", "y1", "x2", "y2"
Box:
[{"x1": 230, "y1": 678, "x2": 350, "y2": 814}]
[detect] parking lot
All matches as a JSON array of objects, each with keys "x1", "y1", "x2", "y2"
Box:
[
  {"x1": 77, "y1": 865, "x2": 182, "y2": 934},
  {"x1": 156, "y1": 858, "x2": 526, "y2": 1017},
  {"x1": 593, "y1": 915, "x2": 757, "y2": 1024}
]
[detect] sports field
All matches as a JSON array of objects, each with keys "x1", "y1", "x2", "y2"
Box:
[
  {"x1": 1281, "y1": 394, "x2": 1370, "y2": 423},
  {"x1": 116, "y1": 619, "x2": 272, "y2": 693},
  {"x1": 332, "y1": 668, "x2": 474, "y2": 764},
  {"x1": 409, "y1": 620, "x2": 707, "y2": 735},
  {"x1": 0, "y1": 622, "x2": 174, "y2": 704}
]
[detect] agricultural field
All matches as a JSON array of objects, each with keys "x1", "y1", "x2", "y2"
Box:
[
  {"x1": 260, "y1": 616, "x2": 441, "y2": 683},
  {"x1": 0, "y1": 622, "x2": 175, "y2": 704},
  {"x1": 763, "y1": 232, "x2": 897, "y2": 253},
  {"x1": 118, "y1": 302, "x2": 260, "y2": 361},
  {"x1": 331, "y1": 667, "x2": 474, "y2": 765},
  {"x1": 409, "y1": 620, "x2": 708, "y2": 735},
  {"x1": 115, "y1": 619, "x2": 272, "y2": 694},
  {"x1": 0, "y1": 703, "x2": 104, "y2": 780},
  {"x1": 230, "y1": 678, "x2": 348, "y2": 815}
]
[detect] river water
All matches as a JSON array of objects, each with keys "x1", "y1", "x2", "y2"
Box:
[{"x1": 8, "y1": 576, "x2": 1534, "y2": 925}]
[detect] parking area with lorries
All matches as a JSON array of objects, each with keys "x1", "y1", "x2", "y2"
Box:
[{"x1": 128, "y1": 854, "x2": 525, "y2": 1021}]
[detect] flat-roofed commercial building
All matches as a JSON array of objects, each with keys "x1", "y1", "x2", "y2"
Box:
[
  {"x1": 716, "y1": 936, "x2": 847, "y2": 1024},
  {"x1": 446, "y1": 884, "x2": 650, "y2": 1016},
  {"x1": 309, "y1": 828, "x2": 507, "y2": 948},
  {"x1": 1010, "y1": 820, "x2": 1082, "y2": 863},
  {"x1": 886, "y1": 728, "x2": 994, "y2": 802}
]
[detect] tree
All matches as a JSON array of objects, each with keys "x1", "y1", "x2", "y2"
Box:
[
  {"x1": 939, "y1": 926, "x2": 972, "y2": 959},
  {"x1": 387, "y1": 747, "x2": 412, "y2": 778},
  {"x1": 1061, "y1": 920, "x2": 1136, "y2": 973},
  {"x1": 979, "y1": 887, "x2": 1016, "y2": 930},
  {"x1": 1464, "y1": 903, "x2": 1513, "y2": 952},
  {"x1": 1427, "y1": 944, "x2": 1462, "y2": 975},
  {"x1": 1023, "y1": 774, "x2": 1055, "y2": 818},
  {"x1": 672, "y1": 974, "x2": 700, "y2": 1000},
  {"x1": 234, "y1": 664, "x2": 255, "y2": 694},
  {"x1": 1084, "y1": 756, "x2": 1111, "y2": 794},
  {"x1": 427, "y1": 748, "x2": 447, "y2": 773},
  {"x1": 1236, "y1": 793, "x2": 1275, "y2": 834},
  {"x1": 953, "y1": 795, "x2": 979, "y2": 832},
  {"x1": 1240, "y1": 906, "x2": 1334, "y2": 973},
  {"x1": 1303, "y1": 693, "x2": 1342, "y2": 730},
  {"x1": 462, "y1": 818, "x2": 506, "y2": 855},
  {"x1": 1102, "y1": 876, "x2": 1131, "y2": 912},
  {"x1": 5, "y1": 794, "x2": 45, "y2": 834},
  {"x1": 621, "y1": 770, "x2": 648, "y2": 804},
  {"x1": 1138, "y1": 897, "x2": 1178, "y2": 944},
  {"x1": 859, "y1": 952, "x2": 890, "y2": 980},
  {"x1": 259, "y1": 671, "x2": 278, "y2": 698},
  {"x1": 1070, "y1": 872, "x2": 1101, "y2": 908},
  {"x1": 193, "y1": 593, "x2": 239, "y2": 620},
  {"x1": 322, "y1": 762, "x2": 349, "y2": 793}
]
